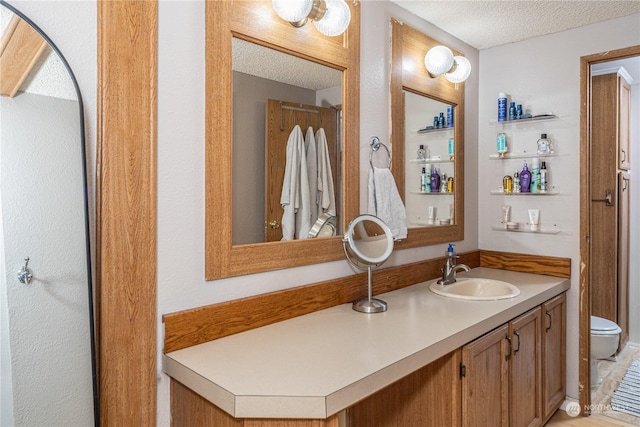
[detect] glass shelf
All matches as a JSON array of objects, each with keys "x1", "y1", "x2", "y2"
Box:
[
  {"x1": 414, "y1": 221, "x2": 453, "y2": 227},
  {"x1": 409, "y1": 191, "x2": 455, "y2": 195},
  {"x1": 489, "y1": 114, "x2": 557, "y2": 125},
  {"x1": 409, "y1": 158, "x2": 454, "y2": 164},
  {"x1": 490, "y1": 190, "x2": 559, "y2": 196},
  {"x1": 417, "y1": 127, "x2": 454, "y2": 134},
  {"x1": 488, "y1": 152, "x2": 563, "y2": 160},
  {"x1": 492, "y1": 223, "x2": 562, "y2": 234}
]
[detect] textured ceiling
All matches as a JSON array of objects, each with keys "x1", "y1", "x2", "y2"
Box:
[
  {"x1": 232, "y1": 38, "x2": 342, "y2": 91},
  {"x1": 390, "y1": 0, "x2": 640, "y2": 50}
]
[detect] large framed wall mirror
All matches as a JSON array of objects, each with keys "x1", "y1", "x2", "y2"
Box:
[
  {"x1": 205, "y1": 0, "x2": 360, "y2": 279},
  {"x1": 390, "y1": 19, "x2": 465, "y2": 249}
]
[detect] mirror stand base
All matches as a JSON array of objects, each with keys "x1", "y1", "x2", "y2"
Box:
[{"x1": 352, "y1": 298, "x2": 388, "y2": 313}]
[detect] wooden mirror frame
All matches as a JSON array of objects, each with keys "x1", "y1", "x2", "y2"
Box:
[
  {"x1": 390, "y1": 19, "x2": 465, "y2": 249},
  {"x1": 205, "y1": 0, "x2": 360, "y2": 280}
]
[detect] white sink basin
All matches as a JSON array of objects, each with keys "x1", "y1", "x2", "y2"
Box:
[{"x1": 429, "y1": 277, "x2": 520, "y2": 301}]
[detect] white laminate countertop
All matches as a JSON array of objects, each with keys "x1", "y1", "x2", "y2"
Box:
[{"x1": 163, "y1": 267, "x2": 570, "y2": 419}]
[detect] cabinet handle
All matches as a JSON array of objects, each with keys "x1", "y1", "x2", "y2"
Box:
[
  {"x1": 505, "y1": 336, "x2": 512, "y2": 361},
  {"x1": 591, "y1": 190, "x2": 614, "y2": 206},
  {"x1": 513, "y1": 331, "x2": 521, "y2": 353},
  {"x1": 621, "y1": 148, "x2": 626, "y2": 164},
  {"x1": 546, "y1": 311, "x2": 552, "y2": 333}
]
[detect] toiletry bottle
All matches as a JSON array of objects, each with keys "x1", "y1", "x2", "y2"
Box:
[
  {"x1": 498, "y1": 93, "x2": 507, "y2": 122},
  {"x1": 447, "y1": 105, "x2": 454, "y2": 128},
  {"x1": 440, "y1": 173, "x2": 448, "y2": 193},
  {"x1": 509, "y1": 102, "x2": 516, "y2": 121},
  {"x1": 417, "y1": 144, "x2": 427, "y2": 160},
  {"x1": 531, "y1": 158, "x2": 541, "y2": 193},
  {"x1": 537, "y1": 133, "x2": 550, "y2": 155},
  {"x1": 503, "y1": 175, "x2": 513, "y2": 193},
  {"x1": 519, "y1": 162, "x2": 531, "y2": 193},
  {"x1": 513, "y1": 170, "x2": 521, "y2": 193},
  {"x1": 516, "y1": 104, "x2": 523, "y2": 119},
  {"x1": 497, "y1": 133, "x2": 508, "y2": 158},
  {"x1": 540, "y1": 161, "x2": 548, "y2": 193},
  {"x1": 433, "y1": 116, "x2": 439, "y2": 128},
  {"x1": 421, "y1": 167, "x2": 427, "y2": 192},
  {"x1": 438, "y1": 112, "x2": 445, "y2": 128},
  {"x1": 430, "y1": 166, "x2": 440, "y2": 193},
  {"x1": 447, "y1": 177, "x2": 454, "y2": 193},
  {"x1": 448, "y1": 138, "x2": 455, "y2": 160}
]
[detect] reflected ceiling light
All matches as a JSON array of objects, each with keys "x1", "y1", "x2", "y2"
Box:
[
  {"x1": 272, "y1": 0, "x2": 351, "y2": 37},
  {"x1": 424, "y1": 45, "x2": 471, "y2": 83}
]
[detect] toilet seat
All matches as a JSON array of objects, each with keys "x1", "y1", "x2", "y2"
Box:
[{"x1": 591, "y1": 315, "x2": 622, "y2": 335}]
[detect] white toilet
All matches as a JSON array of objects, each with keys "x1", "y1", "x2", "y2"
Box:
[{"x1": 590, "y1": 315, "x2": 622, "y2": 386}]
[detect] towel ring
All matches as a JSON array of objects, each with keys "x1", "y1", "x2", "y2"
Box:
[{"x1": 369, "y1": 136, "x2": 391, "y2": 169}]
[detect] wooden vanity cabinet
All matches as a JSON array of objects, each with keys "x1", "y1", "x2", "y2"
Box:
[
  {"x1": 542, "y1": 293, "x2": 566, "y2": 423},
  {"x1": 461, "y1": 307, "x2": 542, "y2": 427}
]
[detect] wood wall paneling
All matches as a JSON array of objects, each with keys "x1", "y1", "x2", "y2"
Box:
[
  {"x1": 97, "y1": 1, "x2": 157, "y2": 424},
  {"x1": 480, "y1": 250, "x2": 571, "y2": 278}
]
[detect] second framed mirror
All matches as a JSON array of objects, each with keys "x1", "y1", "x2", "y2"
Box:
[{"x1": 390, "y1": 19, "x2": 466, "y2": 249}]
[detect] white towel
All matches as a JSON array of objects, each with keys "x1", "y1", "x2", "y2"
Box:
[
  {"x1": 367, "y1": 167, "x2": 407, "y2": 240},
  {"x1": 315, "y1": 128, "x2": 336, "y2": 217},
  {"x1": 305, "y1": 127, "x2": 318, "y2": 227},
  {"x1": 280, "y1": 125, "x2": 312, "y2": 240}
]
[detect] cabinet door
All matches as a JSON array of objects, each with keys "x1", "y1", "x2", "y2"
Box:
[
  {"x1": 462, "y1": 324, "x2": 509, "y2": 427},
  {"x1": 542, "y1": 293, "x2": 566, "y2": 423},
  {"x1": 348, "y1": 350, "x2": 462, "y2": 427},
  {"x1": 618, "y1": 173, "x2": 630, "y2": 350},
  {"x1": 510, "y1": 308, "x2": 543, "y2": 427},
  {"x1": 619, "y1": 76, "x2": 631, "y2": 170}
]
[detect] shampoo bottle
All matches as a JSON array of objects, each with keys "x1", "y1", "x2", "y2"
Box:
[
  {"x1": 497, "y1": 133, "x2": 508, "y2": 158},
  {"x1": 430, "y1": 166, "x2": 440, "y2": 193},
  {"x1": 513, "y1": 170, "x2": 521, "y2": 193},
  {"x1": 519, "y1": 162, "x2": 531, "y2": 193},
  {"x1": 421, "y1": 167, "x2": 431, "y2": 193},
  {"x1": 447, "y1": 105, "x2": 454, "y2": 128},
  {"x1": 498, "y1": 93, "x2": 507, "y2": 122},
  {"x1": 531, "y1": 158, "x2": 541, "y2": 193}
]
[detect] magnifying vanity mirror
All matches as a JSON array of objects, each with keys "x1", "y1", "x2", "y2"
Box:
[
  {"x1": 390, "y1": 19, "x2": 465, "y2": 249},
  {"x1": 0, "y1": 2, "x2": 98, "y2": 425},
  {"x1": 343, "y1": 214, "x2": 394, "y2": 313},
  {"x1": 205, "y1": 0, "x2": 360, "y2": 279}
]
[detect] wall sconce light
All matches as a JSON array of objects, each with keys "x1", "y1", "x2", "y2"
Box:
[
  {"x1": 424, "y1": 45, "x2": 471, "y2": 83},
  {"x1": 272, "y1": 0, "x2": 351, "y2": 37}
]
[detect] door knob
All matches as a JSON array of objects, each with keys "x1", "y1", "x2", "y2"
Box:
[
  {"x1": 268, "y1": 220, "x2": 280, "y2": 229},
  {"x1": 591, "y1": 190, "x2": 613, "y2": 206}
]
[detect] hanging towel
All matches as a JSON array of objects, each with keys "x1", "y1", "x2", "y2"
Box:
[
  {"x1": 367, "y1": 167, "x2": 407, "y2": 240},
  {"x1": 305, "y1": 127, "x2": 318, "y2": 227},
  {"x1": 315, "y1": 128, "x2": 336, "y2": 217},
  {"x1": 280, "y1": 125, "x2": 312, "y2": 240}
]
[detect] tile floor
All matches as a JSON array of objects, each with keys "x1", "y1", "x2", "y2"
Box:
[{"x1": 591, "y1": 344, "x2": 640, "y2": 426}]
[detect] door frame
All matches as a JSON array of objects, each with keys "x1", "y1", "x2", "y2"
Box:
[{"x1": 579, "y1": 45, "x2": 640, "y2": 415}]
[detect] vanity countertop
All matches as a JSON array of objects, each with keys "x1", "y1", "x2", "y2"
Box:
[{"x1": 163, "y1": 267, "x2": 569, "y2": 419}]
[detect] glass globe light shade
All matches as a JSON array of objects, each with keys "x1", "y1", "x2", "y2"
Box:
[
  {"x1": 272, "y1": 0, "x2": 314, "y2": 24},
  {"x1": 314, "y1": 0, "x2": 351, "y2": 37},
  {"x1": 424, "y1": 45, "x2": 454, "y2": 76},
  {"x1": 445, "y1": 56, "x2": 472, "y2": 83}
]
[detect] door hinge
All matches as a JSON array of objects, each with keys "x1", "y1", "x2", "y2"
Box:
[{"x1": 460, "y1": 363, "x2": 466, "y2": 378}]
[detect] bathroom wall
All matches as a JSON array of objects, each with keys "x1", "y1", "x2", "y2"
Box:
[
  {"x1": 478, "y1": 13, "x2": 640, "y2": 401},
  {"x1": 155, "y1": 1, "x2": 478, "y2": 424}
]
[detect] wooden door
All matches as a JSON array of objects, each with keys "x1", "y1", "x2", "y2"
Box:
[
  {"x1": 590, "y1": 73, "x2": 619, "y2": 322},
  {"x1": 347, "y1": 350, "x2": 462, "y2": 427},
  {"x1": 462, "y1": 324, "x2": 509, "y2": 427},
  {"x1": 542, "y1": 294, "x2": 566, "y2": 423},
  {"x1": 617, "y1": 172, "x2": 630, "y2": 351},
  {"x1": 509, "y1": 308, "x2": 543, "y2": 427},
  {"x1": 618, "y1": 76, "x2": 631, "y2": 170},
  {"x1": 264, "y1": 99, "x2": 339, "y2": 242}
]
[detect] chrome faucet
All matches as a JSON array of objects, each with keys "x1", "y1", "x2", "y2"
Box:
[{"x1": 437, "y1": 244, "x2": 470, "y2": 285}]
